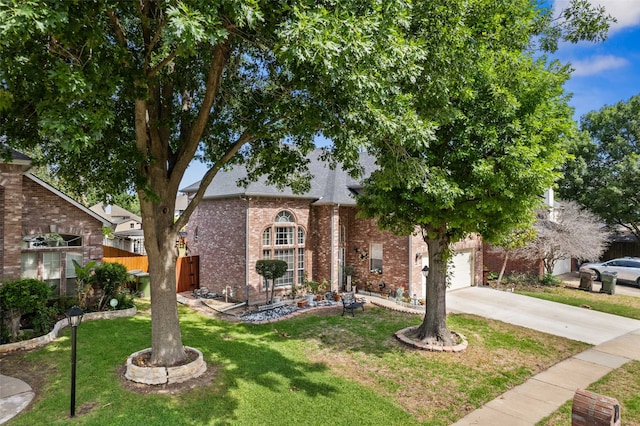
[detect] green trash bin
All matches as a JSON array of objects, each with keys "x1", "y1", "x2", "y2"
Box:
[
  {"x1": 130, "y1": 272, "x2": 150, "y2": 298},
  {"x1": 600, "y1": 271, "x2": 617, "y2": 295}
]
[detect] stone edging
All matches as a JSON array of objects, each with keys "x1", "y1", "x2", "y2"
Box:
[
  {"x1": 368, "y1": 299, "x2": 424, "y2": 315},
  {"x1": 0, "y1": 307, "x2": 137, "y2": 354},
  {"x1": 125, "y1": 346, "x2": 207, "y2": 385},
  {"x1": 395, "y1": 326, "x2": 468, "y2": 353}
]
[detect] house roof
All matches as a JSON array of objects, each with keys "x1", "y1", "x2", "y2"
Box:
[
  {"x1": 180, "y1": 149, "x2": 376, "y2": 206},
  {"x1": 90, "y1": 202, "x2": 142, "y2": 224},
  {"x1": 24, "y1": 174, "x2": 111, "y2": 226},
  {"x1": 0, "y1": 144, "x2": 33, "y2": 171}
]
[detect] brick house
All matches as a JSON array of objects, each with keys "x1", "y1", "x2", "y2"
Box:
[
  {"x1": 182, "y1": 150, "x2": 483, "y2": 303},
  {"x1": 0, "y1": 149, "x2": 108, "y2": 296}
]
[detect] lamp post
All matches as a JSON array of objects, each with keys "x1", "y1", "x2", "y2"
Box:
[{"x1": 66, "y1": 305, "x2": 84, "y2": 418}]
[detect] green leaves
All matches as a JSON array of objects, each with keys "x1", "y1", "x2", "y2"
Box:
[{"x1": 559, "y1": 94, "x2": 640, "y2": 239}]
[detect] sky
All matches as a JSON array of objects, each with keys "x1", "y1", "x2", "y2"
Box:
[
  {"x1": 550, "y1": 0, "x2": 640, "y2": 120},
  {"x1": 180, "y1": 0, "x2": 640, "y2": 189}
]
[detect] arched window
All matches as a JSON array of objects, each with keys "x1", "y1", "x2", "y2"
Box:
[{"x1": 262, "y1": 210, "x2": 305, "y2": 288}]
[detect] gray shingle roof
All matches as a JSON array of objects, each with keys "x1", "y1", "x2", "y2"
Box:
[{"x1": 181, "y1": 149, "x2": 376, "y2": 206}]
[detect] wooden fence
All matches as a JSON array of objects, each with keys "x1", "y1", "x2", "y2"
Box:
[{"x1": 102, "y1": 246, "x2": 199, "y2": 293}]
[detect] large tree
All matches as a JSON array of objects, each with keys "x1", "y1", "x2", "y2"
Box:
[
  {"x1": 357, "y1": 0, "x2": 613, "y2": 346},
  {"x1": 558, "y1": 94, "x2": 640, "y2": 239},
  {"x1": 0, "y1": 1, "x2": 425, "y2": 365}
]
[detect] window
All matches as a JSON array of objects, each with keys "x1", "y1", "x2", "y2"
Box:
[
  {"x1": 262, "y1": 228, "x2": 271, "y2": 246},
  {"x1": 65, "y1": 252, "x2": 83, "y2": 297},
  {"x1": 21, "y1": 252, "x2": 38, "y2": 279},
  {"x1": 22, "y1": 233, "x2": 82, "y2": 248},
  {"x1": 370, "y1": 243, "x2": 383, "y2": 273},
  {"x1": 275, "y1": 226, "x2": 294, "y2": 245},
  {"x1": 42, "y1": 252, "x2": 61, "y2": 295},
  {"x1": 275, "y1": 211, "x2": 294, "y2": 222},
  {"x1": 262, "y1": 210, "x2": 305, "y2": 288}
]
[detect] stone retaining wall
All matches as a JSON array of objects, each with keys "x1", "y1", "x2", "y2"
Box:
[{"x1": 0, "y1": 307, "x2": 137, "y2": 353}]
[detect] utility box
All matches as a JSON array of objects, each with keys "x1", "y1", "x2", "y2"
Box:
[
  {"x1": 572, "y1": 389, "x2": 620, "y2": 426},
  {"x1": 600, "y1": 271, "x2": 618, "y2": 295},
  {"x1": 579, "y1": 269, "x2": 595, "y2": 291}
]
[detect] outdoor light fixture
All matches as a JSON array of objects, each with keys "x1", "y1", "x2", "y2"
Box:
[
  {"x1": 422, "y1": 265, "x2": 430, "y2": 278},
  {"x1": 66, "y1": 305, "x2": 84, "y2": 418}
]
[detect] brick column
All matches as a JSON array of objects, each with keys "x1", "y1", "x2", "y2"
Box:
[{"x1": 0, "y1": 166, "x2": 24, "y2": 279}]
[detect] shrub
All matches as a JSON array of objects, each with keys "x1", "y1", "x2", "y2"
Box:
[
  {"x1": 94, "y1": 262, "x2": 128, "y2": 310},
  {"x1": 112, "y1": 292, "x2": 136, "y2": 310},
  {"x1": 0, "y1": 278, "x2": 51, "y2": 341},
  {"x1": 32, "y1": 305, "x2": 58, "y2": 335},
  {"x1": 540, "y1": 273, "x2": 562, "y2": 286}
]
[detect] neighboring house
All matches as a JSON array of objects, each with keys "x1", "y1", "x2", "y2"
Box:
[
  {"x1": 181, "y1": 150, "x2": 482, "y2": 303},
  {"x1": 90, "y1": 202, "x2": 146, "y2": 255},
  {"x1": 0, "y1": 149, "x2": 108, "y2": 296},
  {"x1": 483, "y1": 188, "x2": 573, "y2": 278}
]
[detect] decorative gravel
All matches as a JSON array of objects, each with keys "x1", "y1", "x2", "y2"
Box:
[{"x1": 240, "y1": 305, "x2": 300, "y2": 322}]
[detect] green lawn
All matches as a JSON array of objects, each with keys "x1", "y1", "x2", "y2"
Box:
[
  {"x1": 517, "y1": 285, "x2": 640, "y2": 320},
  {"x1": 2, "y1": 301, "x2": 589, "y2": 426}
]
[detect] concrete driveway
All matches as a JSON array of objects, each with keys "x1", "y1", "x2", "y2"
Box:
[{"x1": 447, "y1": 286, "x2": 640, "y2": 345}]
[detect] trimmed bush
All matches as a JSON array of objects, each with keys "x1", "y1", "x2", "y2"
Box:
[
  {"x1": 94, "y1": 262, "x2": 128, "y2": 310},
  {"x1": 0, "y1": 278, "x2": 51, "y2": 341}
]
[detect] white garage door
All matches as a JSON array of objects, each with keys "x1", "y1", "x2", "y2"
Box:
[
  {"x1": 421, "y1": 250, "x2": 473, "y2": 296},
  {"x1": 449, "y1": 250, "x2": 473, "y2": 291}
]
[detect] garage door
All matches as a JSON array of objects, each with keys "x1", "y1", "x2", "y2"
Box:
[
  {"x1": 421, "y1": 250, "x2": 474, "y2": 296},
  {"x1": 449, "y1": 250, "x2": 473, "y2": 291}
]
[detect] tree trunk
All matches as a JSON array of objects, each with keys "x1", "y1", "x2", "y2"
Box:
[
  {"x1": 497, "y1": 251, "x2": 509, "y2": 287},
  {"x1": 146, "y1": 226, "x2": 185, "y2": 366},
  {"x1": 8, "y1": 310, "x2": 20, "y2": 341},
  {"x1": 413, "y1": 236, "x2": 454, "y2": 346},
  {"x1": 139, "y1": 180, "x2": 186, "y2": 366}
]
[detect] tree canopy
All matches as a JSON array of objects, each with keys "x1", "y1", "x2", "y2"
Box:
[
  {"x1": 558, "y1": 94, "x2": 640, "y2": 239},
  {"x1": 0, "y1": 0, "x2": 427, "y2": 366},
  {"x1": 356, "y1": 0, "x2": 613, "y2": 345}
]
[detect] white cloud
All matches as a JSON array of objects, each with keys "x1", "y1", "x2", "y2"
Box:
[
  {"x1": 553, "y1": 0, "x2": 640, "y2": 32},
  {"x1": 570, "y1": 54, "x2": 629, "y2": 76}
]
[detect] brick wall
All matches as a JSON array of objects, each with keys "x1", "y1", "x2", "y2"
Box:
[
  {"x1": 345, "y1": 209, "x2": 413, "y2": 294},
  {"x1": 0, "y1": 167, "x2": 104, "y2": 294},
  {"x1": 188, "y1": 196, "x2": 484, "y2": 302},
  {"x1": 20, "y1": 176, "x2": 104, "y2": 294},
  {"x1": 0, "y1": 165, "x2": 23, "y2": 278},
  {"x1": 483, "y1": 242, "x2": 543, "y2": 279}
]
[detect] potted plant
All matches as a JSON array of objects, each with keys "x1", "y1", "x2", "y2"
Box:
[{"x1": 304, "y1": 280, "x2": 319, "y2": 304}]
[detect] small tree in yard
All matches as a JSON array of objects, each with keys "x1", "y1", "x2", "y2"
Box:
[
  {"x1": 72, "y1": 260, "x2": 97, "y2": 310},
  {"x1": 94, "y1": 262, "x2": 129, "y2": 311},
  {"x1": 492, "y1": 225, "x2": 538, "y2": 287},
  {"x1": 255, "y1": 260, "x2": 288, "y2": 305},
  {"x1": 0, "y1": 279, "x2": 51, "y2": 341},
  {"x1": 515, "y1": 201, "x2": 610, "y2": 275}
]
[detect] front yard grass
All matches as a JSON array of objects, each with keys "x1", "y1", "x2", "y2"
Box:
[
  {"x1": 1, "y1": 300, "x2": 589, "y2": 426},
  {"x1": 516, "y1": 285, "x2": 640, "y2": 320}
]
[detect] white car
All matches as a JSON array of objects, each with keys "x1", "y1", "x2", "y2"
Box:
[{"x1": 580, "y1": 257, "x2": 640, "y2": 286}]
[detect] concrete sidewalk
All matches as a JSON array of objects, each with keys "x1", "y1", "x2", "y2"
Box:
[
  {"x1": 0, "y1": 374, "x2": 34, "y2": 425},
  {"x1": 367, "y1": 287, "x2": 640, "y2": 425}
]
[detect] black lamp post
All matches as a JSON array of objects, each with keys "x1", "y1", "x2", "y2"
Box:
[
  {"x1": 66, "y1": 305, "x2": 84, "y2": 418},
  {"x1": 422, "y1": 265, "x2": 430, "y2": 278}
]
